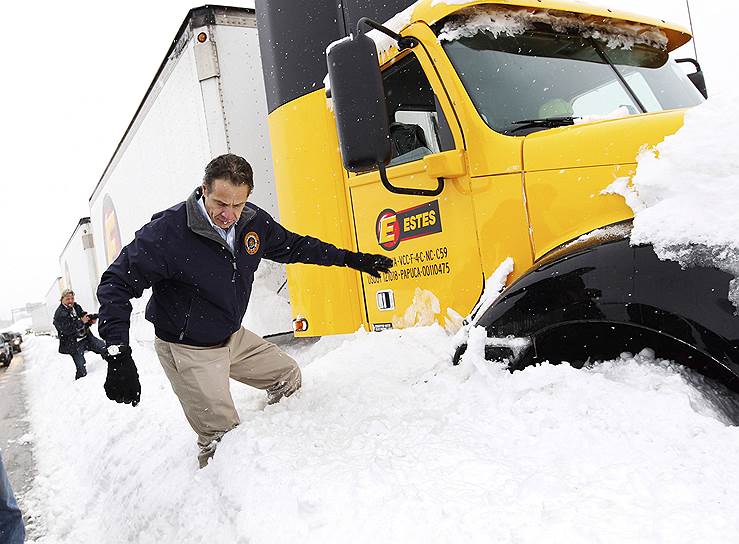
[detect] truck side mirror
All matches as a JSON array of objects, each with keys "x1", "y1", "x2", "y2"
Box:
[
  {"x1": 327, "y1": 33, "x2": 391, "y2": 172},
  {"x1": 675, "y1": 58, "x2": 708, "y2": 99}
]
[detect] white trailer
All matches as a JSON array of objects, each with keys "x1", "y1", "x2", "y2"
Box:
[
  {"x1": 59, "y1": 217, "x2": 100, "y2": 314},
  {"x1": 30, "y1": 303, "x2": 51, "y2": 335},
  {"x1": 88, "y1": 6, "x2": 291, "y2": 344},
  {"x1": 32, "y1": 278, "x2": 64, "y2": 335}
]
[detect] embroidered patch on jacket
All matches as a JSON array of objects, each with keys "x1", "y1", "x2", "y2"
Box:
[{"x1": 244, "y1": 231, "x2": 260, "y2": 255}]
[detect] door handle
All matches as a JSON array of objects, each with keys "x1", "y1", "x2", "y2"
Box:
[
  {"x1": 376, "y1": 150, "x2": 466, "y2": 197},
  {"x1": 378, "y1": 161, "x2": 444, "y2": 197}
]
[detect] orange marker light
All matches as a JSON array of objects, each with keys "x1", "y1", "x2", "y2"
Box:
[
  {"x1": 292, "y1": 318, "x2": 309, "y2": 333},
  {"x1": 197, "y1": 32, "x2": 208, "y2": 43}
]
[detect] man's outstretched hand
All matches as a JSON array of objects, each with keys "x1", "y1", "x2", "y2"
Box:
[
  {"x1": 102, "y1": 345, "x2": 141, "y2": 407},
  {"x1": 344, "y1": 251, "x2": 394, "y2": 278}
]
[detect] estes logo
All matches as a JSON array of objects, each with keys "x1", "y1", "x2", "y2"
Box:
[{"x1": 376, "y1": 200, "x2": 442, "y2": 251}]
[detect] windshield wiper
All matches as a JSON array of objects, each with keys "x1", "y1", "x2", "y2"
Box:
[{"x1": 510, "y1": 116, "x2": 580, "y2": 133}]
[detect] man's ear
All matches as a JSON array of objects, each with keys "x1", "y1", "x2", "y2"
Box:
[{"x1": 201, "y1": 183, "x2": 208, "y2": 197}]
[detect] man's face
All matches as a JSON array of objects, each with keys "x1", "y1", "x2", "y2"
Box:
[
  {"x1": 61, "y1": 294, "x2": 75, "y2": 306},
  {"x1": 202, "y1": 179, "x2": 250, "y2": 230}
]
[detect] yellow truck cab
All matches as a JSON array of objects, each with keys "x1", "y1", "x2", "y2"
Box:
[{"x1": 256, "y1": 0, "x2": 739, "y2": 390}]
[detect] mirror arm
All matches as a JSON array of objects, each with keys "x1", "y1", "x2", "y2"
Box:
[
  {"x1": 675, "y1": 58, "x2": 708, "y2": 99},
  {"x1": 356, "y1": 17, "x2": 418, "y2": 50},
  {"x1": 377, "y1": 161, "x2": 444, "y2": 197},
  {"x1": 675, "y1": 58, "x2": 702, "y2": 72}
]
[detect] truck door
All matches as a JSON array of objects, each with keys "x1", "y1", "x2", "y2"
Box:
[{"x1": 348, "y1": 49, "x2": 482, "y2": 331}]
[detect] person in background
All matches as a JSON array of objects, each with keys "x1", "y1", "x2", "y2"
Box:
[
  {"x1": 97, "y1": 153, "x2": 393, "y2": 467},
  {"x1": 0, "y1": 451, "x2": 25, "y2": 544},
  {"x1": 53, "y1": 289, "x2": 105, "y2": 379}
]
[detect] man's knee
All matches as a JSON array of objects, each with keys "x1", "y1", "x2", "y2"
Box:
[{"x1": 90, "y1": 336, "x2": 106, "y2": 354}]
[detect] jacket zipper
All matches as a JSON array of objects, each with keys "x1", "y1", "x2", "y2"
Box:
[
  {"x1": 178, "y1": 299, "x2": 194, "y2": 341},
  {"x1": 232, "y1": 257, "x2": 239, "y2": 321}
]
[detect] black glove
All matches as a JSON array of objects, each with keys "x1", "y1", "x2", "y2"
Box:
[
  {"x1": 102, "y1": 345, "x2": 141, "y2": 407},
  {"x1": 344, "y1": 251, "x2": 394, "y2": 278}
]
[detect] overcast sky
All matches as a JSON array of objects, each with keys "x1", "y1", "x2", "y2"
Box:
[{"x1": 0, "y1": 0, "x2": 731, "y2": 321}]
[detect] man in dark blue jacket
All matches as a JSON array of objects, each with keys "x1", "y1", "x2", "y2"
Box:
[
  {"x1": 53, "y1": 289, "x2": 105, "y2": 379},
  {"x1": 0, "y1": 452, "x2": 24, "y2": 544},
  {"x1": 97, "y1": 154, "x2": 392, "y2": 467}
]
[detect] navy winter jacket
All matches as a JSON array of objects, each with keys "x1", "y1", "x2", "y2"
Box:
[
  {"x1": 53, "y1": 302, "x2": 88, "y2": 355},
  {"x1": 97, "y1": 188, "x2": 348, "y2": 346}
]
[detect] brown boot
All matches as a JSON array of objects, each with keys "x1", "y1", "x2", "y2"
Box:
[
  {"x1": 266, "y1": 366, "x2": 302, "y2": 405},
  {"x1": 197, "y1": 440, "x2": 219, "y2": 469}
]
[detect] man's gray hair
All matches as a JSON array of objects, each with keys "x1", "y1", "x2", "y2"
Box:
[{"x1": 60, "y1": 288, "x2": 75, "y2": 301}]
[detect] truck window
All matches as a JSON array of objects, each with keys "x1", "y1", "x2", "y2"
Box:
[
  {"x1": 605, "y1": 58, "x2": 704, "y2": 112},
  {"x1": 382, "y1": 53, "x2": 455, "y2": 167},
  {"x1": 440, "y1": 27, "x2": 703, "y2": 135},
  {"x1": 572, "y1": 72, "x2": 662, "y2": 116}
]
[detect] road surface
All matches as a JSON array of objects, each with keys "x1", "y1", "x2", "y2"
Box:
[{"x1": 1, "y1": 351, "x2": 41, "y2": 538}]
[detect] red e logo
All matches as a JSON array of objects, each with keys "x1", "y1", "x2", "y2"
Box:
[{"x1": 376, "y1": 209, "x2": 400, "y2": 251}]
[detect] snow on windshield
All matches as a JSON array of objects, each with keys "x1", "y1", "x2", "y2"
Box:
[
  {"x1": 605, "y1": 91, "x2": 739, "y2": 309},
  {"x1": 438, "y1": 6, "x2": 669, "y2": 50}
]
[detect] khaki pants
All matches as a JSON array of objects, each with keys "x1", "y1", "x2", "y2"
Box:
[{"x1": 154, "y1": 327, "x2": 301, "y2": 457}]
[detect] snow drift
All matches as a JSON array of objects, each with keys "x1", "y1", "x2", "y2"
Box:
[
  {"x1": 606, "y1": 91, "x2": 739, "y2": 309},
  {"x1": 20, "y1": 330, "x2": 739, "y2": 543}
]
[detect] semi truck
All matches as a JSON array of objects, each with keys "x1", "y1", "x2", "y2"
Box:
[
  {"x1": 254, "y1": 0, "x2": 739, "y2": 391},
  {"x1": 82, "y1": 0, "x2": 738, "y2": 391}
]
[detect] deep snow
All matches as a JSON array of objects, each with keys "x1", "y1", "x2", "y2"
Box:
[
  {"x1": 15, "y1": 1, "x2": 739, "y2": 542},
  {"x1": 19, "y1": 330, "x2": 739, "y2": 543}
]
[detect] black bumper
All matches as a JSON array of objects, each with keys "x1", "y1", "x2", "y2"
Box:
[{"x1": 475, "y1": 237, "x2": 739, "y2": 391}]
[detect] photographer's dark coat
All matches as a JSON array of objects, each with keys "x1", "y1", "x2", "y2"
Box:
[{"x1": 53, "y1": 303, "x2": 88, "y2": 355}]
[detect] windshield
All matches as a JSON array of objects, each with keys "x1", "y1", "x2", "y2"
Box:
[{"x1": 441, "y1": 27, "x2": 704, "y2": 135}]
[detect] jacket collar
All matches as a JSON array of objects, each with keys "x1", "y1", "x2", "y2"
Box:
[{"x1": 185, "y1": 186, "x2": 256, "y2": 254}]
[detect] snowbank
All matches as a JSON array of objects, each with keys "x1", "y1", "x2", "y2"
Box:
[
  {"x1": 21, "y1": 330, "x2": 739, "y2": 543},
  {"x1": 2, "y1": 317, "x2": 31, "y2": 333},
  {"x1": 606, "y1": 91, "x2": 739, "y2": 308}
]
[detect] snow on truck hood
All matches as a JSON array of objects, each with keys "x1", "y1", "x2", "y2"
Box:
[{"x1": 606, "y1": 91, "x2": 739, "y2": 310}]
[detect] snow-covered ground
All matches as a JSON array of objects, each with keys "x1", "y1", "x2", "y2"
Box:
[
  {"x1": 19, "y1": 330, "x2": 739, "y2": 543},
  {"x1": 13, "y1": 2, "x2": 739, "y2": 543}
]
